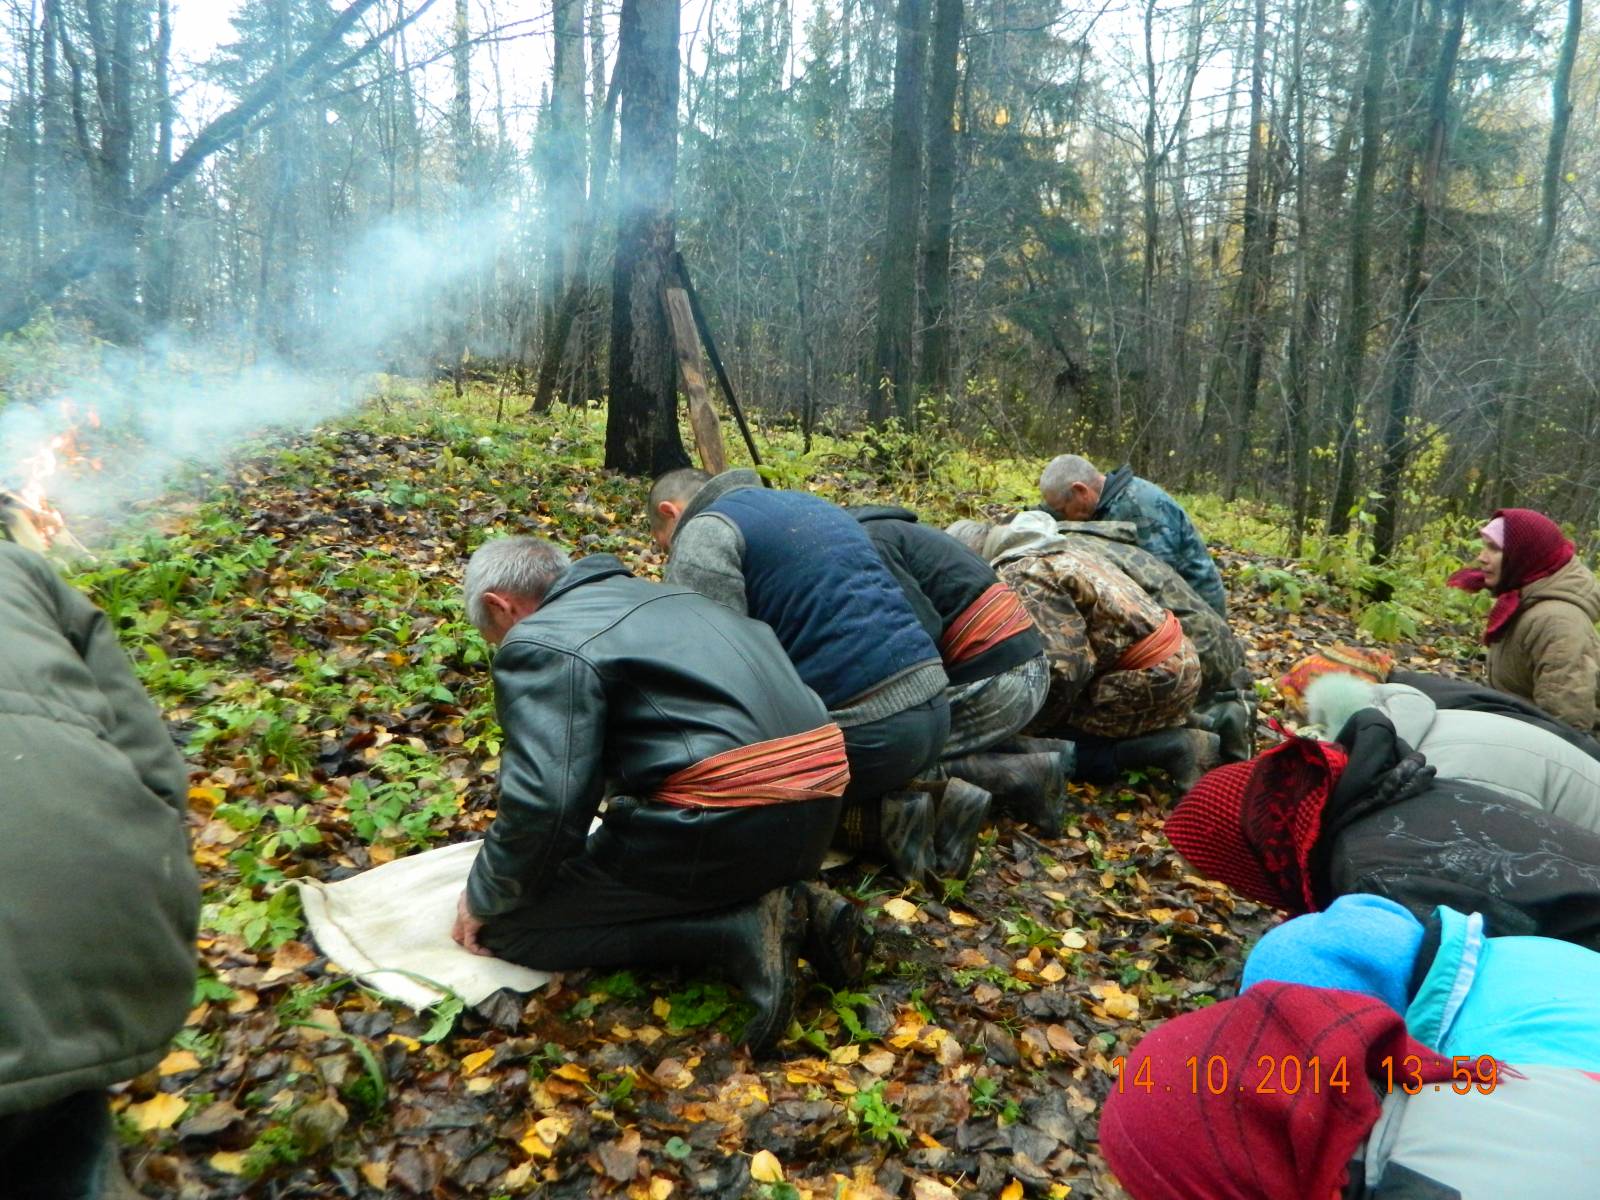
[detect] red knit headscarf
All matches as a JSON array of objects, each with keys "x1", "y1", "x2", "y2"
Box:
[
  {"x1": 1164, "y1": 737, "x2": 1348, "y2": 913},
  {"x1": 1099, "y1": 983, "x2": 1457, "y2": 1200},
  {"x1": 1447, "y1": 508, "x2": 1575, "y2": 643}
]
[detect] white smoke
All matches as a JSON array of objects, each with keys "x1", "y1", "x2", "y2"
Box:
[{"x1": 0, "y1": 202, "x2": 519, "y2": 528}]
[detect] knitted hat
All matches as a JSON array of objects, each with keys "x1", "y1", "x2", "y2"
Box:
[
  {"x1": 1165, "y1": 736, "x2": 1348, "y2": 913},
  {"x1": 1241, "y1": 894, "x2": 1426, "y2": 1014},
  {"x1": 1100, "y1": 983, "x2": 1456, "y2": 1200}
]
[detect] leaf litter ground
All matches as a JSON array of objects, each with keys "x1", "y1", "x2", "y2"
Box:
[{"x1": 77, "y1": 392, "x2": 1476, "y2": 1199}]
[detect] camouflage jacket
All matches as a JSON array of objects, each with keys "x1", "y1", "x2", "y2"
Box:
[{"x1": 1094, "y1": 467, "x2": 1227, "y2": 617}]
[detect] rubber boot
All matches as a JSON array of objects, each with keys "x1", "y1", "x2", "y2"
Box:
[
  {"x1": 1114, "y1": 728, "x2": 1221, "y2": 792},
  {"x1": 879, "y1": 790, "x2": 937, "y2": 886},
  {"x1": 672, "y1": 885, "x2": 808, "y2": 1056},
  {"x1": 800, "y1": 881, "x2": 875, "y2": 988},
  {"x1": 918, "y1": 778, "x2": 993, "y2": 880},
  {"x1": 939, "y1": 750, "x2": 1066, "y2": 834},
  {"x1": 1198, "y1": 695, "x2": 1254, "y2": 763}
]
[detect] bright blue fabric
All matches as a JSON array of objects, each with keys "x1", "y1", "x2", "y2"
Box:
[
  {"x1": 708, "y1": 487, "x2": 940, "y2": 709},
  {"x1": 1241, "y1": 893, "x2": 1424, "y2": 1013},
  {"x1": 1406, "y1": 905, "x2": 1600, "y2": 1071}
]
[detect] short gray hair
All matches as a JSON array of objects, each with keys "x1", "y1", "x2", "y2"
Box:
[
  {"x1": 1039, "y1": 454, "x2": 1101, "y2": 500},
  {"x1": 463, "y1": 536, "x2": 571, "y2": 631}
]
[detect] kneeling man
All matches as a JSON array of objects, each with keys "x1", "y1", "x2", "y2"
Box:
[{"x1": 452, "y1": 537, "x2": 862, "y2": 1056}]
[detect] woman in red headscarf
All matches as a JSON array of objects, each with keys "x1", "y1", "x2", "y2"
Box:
[
  {"x1": 1162, "y1": 709, "x2": 1600, "y2": 949},
  {"x1": 1448, "y1": 508, "x2": 1600, "y2": 733},
  {"x1": 1099, "y1": 982, "x2": 1600, "y2": 1199}
]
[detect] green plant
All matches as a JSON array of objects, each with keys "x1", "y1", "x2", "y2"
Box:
[
  {"x1": 204, "y1": 886, "x2": 304, "y2": 950},
  {"x1": 849, "y1": 1081, "x2": 908, "y2": 1146}
]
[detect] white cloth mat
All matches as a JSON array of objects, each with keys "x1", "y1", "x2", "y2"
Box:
[{"x1": 294, "y1": 839, "x2": 552, "y2": 1010}]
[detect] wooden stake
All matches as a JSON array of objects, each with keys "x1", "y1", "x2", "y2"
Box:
[{"x1": 663, "y1": 285, "x2": 728, "y2": 475}]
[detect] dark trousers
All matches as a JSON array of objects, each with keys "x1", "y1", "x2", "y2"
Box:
[
  {"x1": 481, "y1": 853, "x2": 727, "y2": 969},
  {"x1": 0, "y1": 1091, "x2": 110, "y2": 1200},
  {"x1": 840, "y1": 696, "x2": 951, "y2": 801}
]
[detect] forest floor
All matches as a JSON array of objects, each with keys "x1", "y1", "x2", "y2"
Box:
[{"x1": 69, "y1": 387, "x2": 1475, "y2": 1200}]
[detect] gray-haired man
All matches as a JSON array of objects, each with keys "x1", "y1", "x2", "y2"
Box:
[
  {"x1": 453, "y1": 536, "x2": 868, "y2": 1055},
  {"x1": 1039, "y1": 454, "x2": 1227, "y2": 616}
]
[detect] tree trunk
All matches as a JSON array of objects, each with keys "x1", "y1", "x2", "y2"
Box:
[
  {"x1": 1371, "y1": 0, "x2": 1466, "y2": 568},
  {"x1": 603, "y1": 0, "x2": 690, "y2": 476},
  {"x1": 144, "y1": 0, "x2": 175, "y2": 324},
  {"x1": 918, "y1": 0, "x2": 962, "y2": 400},
  {"x1": 867, "y1": 0, "x2": 929, "y2": 427},
  {"x1": 1490, "y1": 0, "x2": 1583, "y2": 507},
  {"x1": 537, "y1": 0, "x2": 587, "y2": 396},
  {"x1": 1325, "y1": 0, "x2": 1394, "y2": 536}
]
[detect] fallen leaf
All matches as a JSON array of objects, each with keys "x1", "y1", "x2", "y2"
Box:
[
  {"x1": 912, "y1": 1179, "x2": 959, "y2": 1200},
  {"x1": 648, "y1": 1177, "x2": 675, "y2": 1200},
  {"x1": 157, "y1": 1049, "x2": 202, "y2": 1076},
  {"x1": 1046, "y1": 1025, "x2": 1083, "y2": 1055},
  {"x1": 551, "y1": 1062, "x2": 590, "y2": 1083},
  {"x1": 461, "y1": 1048, "x2": 496, "y2": 1075},
  {"x1": 599, "y1": 1129, "x2": 643, "y2": 1183},
  {"x1": 882, "y1": 896, "x2": 920, "y2": 923},
  {"x1": 1001, "y1": 1181, "x2": 1025, "y2": 1200},
  {"x1": 209, "y1": 1151, "x2": 248, "y2": 1175},
  {"x1": 948, "y1": 910, "x2": 979, "y2": 927},
  {"x1": 500, "y1": 1162, "x2": 533, "y2": 1190},
  {"x1": 1039, "y1": 959, "x2": 1067, "y2": 983},
  {"x1": 127, "y1": 1092, "x2": 188, "y2": 1132},
  {"x1": 860, "y1": 1049, "x2": 896, "y2": 1075},
  {"x1": 750, "y1": 1149, "x2": 785, "y2": 1184}
]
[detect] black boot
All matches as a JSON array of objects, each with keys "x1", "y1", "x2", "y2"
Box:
[
  {"x1": 939, "y1": 750, "x2": 1066, "y2": 834},
  {"x1": 1114, "y1": 728, "x2": 1221, "y2": 792},
  {"x1": 683, "y1": 885, "x2": 808, "y2": 1056},
  {"x1": 879, "y1": 790, "x2": 937, "y2": 886},
  {"x1": 919, "y1": 778, "x2": 993, "y2": 880},
  {"x1": 799, "y1": 881, "x2": 875, "y2": 988},
  {"x1": 1197, "y1": 695, "x2": 1254, "y2": 762}
]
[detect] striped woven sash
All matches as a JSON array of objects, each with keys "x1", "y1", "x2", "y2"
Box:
[
  {"x1": 1116, "y1": 609, "x2": 1184, "y2": 672},
  {"x1": 652, "y1": 724, "x2": 851, "y2": 809},
  {"x1": 940, "y1": 583, "x2": 1036, "y2": 667}
]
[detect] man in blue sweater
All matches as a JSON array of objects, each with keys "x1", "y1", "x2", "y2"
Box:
[
  {"x1": 1039, "y1": 454, "x2": 1227, "y2": 616},
  {"x1": 649, "y1": 468, "x2": 990, "y2": 885}
]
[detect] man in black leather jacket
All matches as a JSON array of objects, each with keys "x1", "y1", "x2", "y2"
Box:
[{"x1": 451, "y1": 536, "x2": 867, "y2": 1055}]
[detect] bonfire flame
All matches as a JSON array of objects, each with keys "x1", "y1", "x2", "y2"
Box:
[{"x1": 1, "y1": 401, "x2": 99, "y2": 555}]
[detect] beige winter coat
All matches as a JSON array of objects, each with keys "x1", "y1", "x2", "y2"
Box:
[{"x1": 1487, "y1": 557, "x2": 1600, "y2": 733}]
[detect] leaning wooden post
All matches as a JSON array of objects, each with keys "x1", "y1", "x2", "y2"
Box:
[
  {"x1": 663, "y1": 285, "x2": 729, "y2": 475},
  {"x1": 673, "y1": 252, "x2": 765, "y2": 474}
]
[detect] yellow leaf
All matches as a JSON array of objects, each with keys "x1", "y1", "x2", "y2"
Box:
[
  {"x1": 127, "y1": 1092, "x2": 188, "y2": 1132},
  {"x1": 1049, "y1": 1186, "x2": 1074, "y2": 1198},
  {"x1": 386, "y1": 1033, "x2": 421, "y2": 1051},
  {"x1": 461, "y1": 1048, "x2": 496, "y2": 1076},
  {"x1": 1001, "y1": 1181, "x2": 1025, "y2": 1200},
  {"x1": 750, "y1": 1149, "x2": 785, "y2": 1184},
  {"x1": 519, "y1": 1127, "x2": 553, "y2": 1160},
  {"x1": 649, "y1": 1177, "x2": 675, "y2": 1200},
  {"x1": 994, "y1": 106, "x2": 1010, "y2": 127},
  {"x1": 1103, "y1": 988, "x2": 1141, "y2": 1020},
  {"x1": 188, "y1": 785, "x2": 225, "y2": 812},
  {"x1": 652, "y1": 996, "x2": 672, "y2": 1020},
  {"x1": 501, "y1": 1162, "x2": 533, "y2": 1190},
  {"x1": 1039, "y1": 960, "x2": 1066, "y2": 984},
  {"x1": 360, "y1": 1162, "x2": 390, "y2": 1190},
  {"x1": 551, "y1": 1062, "x2": 591, "y2": 1083},
  {"x1": 209, "y1": 1151, "x2": 249, "y2": 1175},
  {"x1": 882, "y1": 896, "x2": 920, "y2": 923},
  {"x1": 466, "y1": 1076, "x2": 495, "y2": 1094},
  {"x1": 948, "y1": 910, "x2": 978, "y2": 927},
  {"x1": 535, "y1": 1114, "x2": 572, "y2": 1145},
  {"x1": 1060, "y1": 928, "x2": 1088, "y2": 949},
  {"x1": 158, "y1": 1049, "x2": 202, "y2": 1076},
  {"x1": 227, "y1": 989, "x2": 259, "y2": 1015}
]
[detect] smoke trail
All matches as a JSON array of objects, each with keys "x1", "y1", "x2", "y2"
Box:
[{"x1": 0, "y1": 202, "x2": 518, "y2": 528}]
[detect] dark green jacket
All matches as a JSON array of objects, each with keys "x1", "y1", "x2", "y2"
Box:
[{"x1": 0, "y1": 541, "x2": 199, "y2": 1115}]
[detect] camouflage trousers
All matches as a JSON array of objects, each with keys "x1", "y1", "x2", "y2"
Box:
[
  {"x1": 1029, "y1": 637, "x2": 1202, "y2": 740},
  {"x1": 942, "y1": 653, "x2": 1052, "y2": 758}
]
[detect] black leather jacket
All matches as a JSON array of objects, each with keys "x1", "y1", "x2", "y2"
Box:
[{"x1": 467, "y1": 555, "x2": 841, "y2": 917}]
